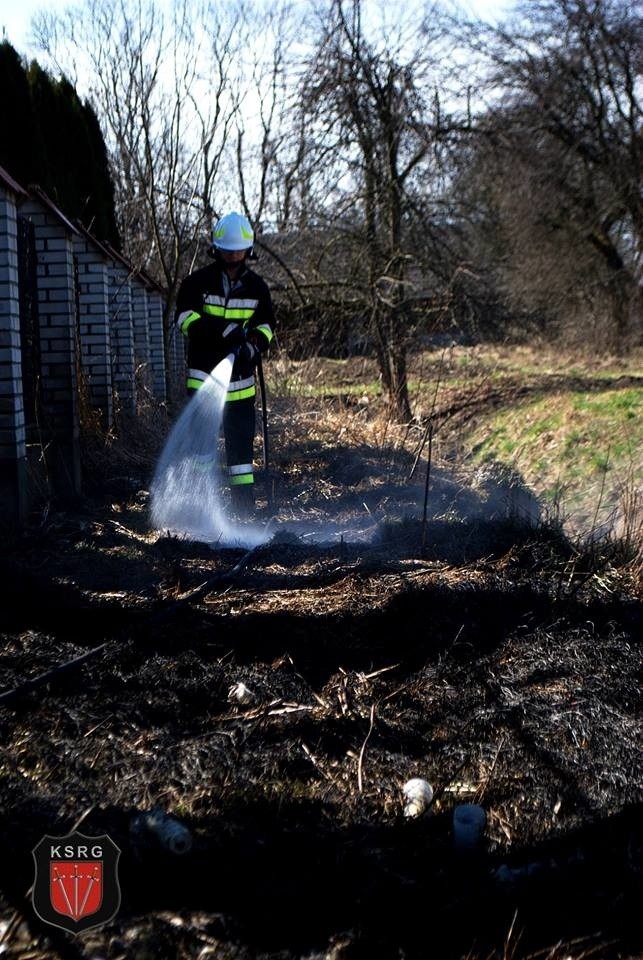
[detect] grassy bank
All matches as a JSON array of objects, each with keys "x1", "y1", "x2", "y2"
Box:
[
  {"x1": 463, "y1": 385, "x2": 640, "y2": 536},
  {"x1": 266, "y1": 344, "x2": 642, "y2": 544},
  {"x1": 414, "y1": 345, "x2": 641, "y2": 541}
]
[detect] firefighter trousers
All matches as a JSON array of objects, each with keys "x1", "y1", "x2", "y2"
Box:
[{"x1": 223, "y1": 395, "x2": 256, "y2": 515}]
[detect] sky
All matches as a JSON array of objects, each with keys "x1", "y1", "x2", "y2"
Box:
[
  {"x1": 1, "y1": 0, "x2": 513, "y2": 59},
  {"x1": 0, "y1": 0, "x2": 67, "y2": 55}
]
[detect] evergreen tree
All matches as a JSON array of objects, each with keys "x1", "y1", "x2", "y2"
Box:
[
  {"x1": 0, "y1": 41, "x2": 43, "y2": 186},
  {"x1": 80, "y1": 100, "x2": 119, "y2": 246},
  {"x1": 0, "y1": 41, "x2": 119, "y2": 248}
]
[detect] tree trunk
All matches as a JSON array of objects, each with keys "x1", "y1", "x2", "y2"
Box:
[
  {"x1": 608, "y1": 270, "x2": 639, "y2": 354},
  {"x1": 387, "y1": 339, "x2": 411, "y2": 421},
  {"x1": 372, "y1": 304, "x2": 411, "y2": 421}
]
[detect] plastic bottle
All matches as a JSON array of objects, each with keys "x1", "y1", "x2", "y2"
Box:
[{"x1": 130, "y1": 807, "x2": 192, "y2": 856}]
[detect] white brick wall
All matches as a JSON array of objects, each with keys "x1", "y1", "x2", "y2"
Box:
[
  {"x1": 131, "y1": 280, "x2": 151, "y2": 390},
  {"x1": 0, "y1": 179, "x2": 168, "y2": 523},
  {"x1": 109, "y1": 262, "x2": 136, "y2": 416},
  {"x1": 146, "y1": 289, "x2": 167, "y2": 401},
  {"x1": 19, "y1": 196, "x2": 81, "y2": 497},
  {"x1": 74, "y1": 234, "x2": 113, "y2": 426},
  {"x1": 0, "y1": 182, "x2": 28, "y2": 523}
]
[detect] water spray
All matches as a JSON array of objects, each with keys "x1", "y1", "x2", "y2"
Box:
[{"x1": 150, "y1": 354, "x2": 268, "y2": 549}]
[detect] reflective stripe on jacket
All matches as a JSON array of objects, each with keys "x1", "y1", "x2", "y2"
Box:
[{"x1": 175, "y1": 261, "x2": 274, "y2": 396}]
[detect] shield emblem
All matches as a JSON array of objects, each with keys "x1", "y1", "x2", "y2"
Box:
[{"x1": 32, "y1": 833, "x2": 120, "y2": 934}]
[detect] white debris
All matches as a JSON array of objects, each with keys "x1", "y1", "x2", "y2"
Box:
[
  {"x1": 228, "y1": 681, "x2": 254, "y2": 705},
  {"x1": 402, "y1": 778, "x2": 434, "y2": 818}
]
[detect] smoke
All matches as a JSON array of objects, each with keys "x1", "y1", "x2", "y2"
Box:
[
  {"x1": 150, "y1": 366, "x2": 543, "y2": 553},
  {"x1": 150, "y1": 356, "x2": 269, "y2": 549}
]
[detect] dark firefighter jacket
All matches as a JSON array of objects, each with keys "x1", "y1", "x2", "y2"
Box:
[{"x1": 175, "y1": 261, "x2": 274, "y2": 400}]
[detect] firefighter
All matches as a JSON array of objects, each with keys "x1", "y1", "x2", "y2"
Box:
[{"x1": 174, "y1": 211, "x2": 274, "y2": 518}]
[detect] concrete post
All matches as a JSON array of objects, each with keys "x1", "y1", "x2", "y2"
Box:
[
  {"x1": 19, "y1": 188, "x2": 81, "y2": 501},
  {"x1": 131, "y1": 278, "x2": 152, "y2": 402},
  {"x1": 147, "y1": 286, "x2": 167, "y2": 403},
  {"x1": 0, "y1": 170, "x2": 28, "y2": 525},
  {"x1": 73, "y1": 230, "x2": 113, "y2": 427},
  {"x1": 108, "y1": 259, "x2": 136, "y2": 417}
]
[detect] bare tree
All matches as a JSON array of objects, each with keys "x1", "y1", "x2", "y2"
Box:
[
  {"x1": 291, "y1": 0, "x2": 453, "y2": 419},
  {"x1": 455, "y1": 0, "x2": 643, "y2": 349},
  {"x1": 34, "y1": 0, "x2": 249, "y2": 360},
  {"x1": 230, "y1": 0, "x2": 313, "y2": 307}
]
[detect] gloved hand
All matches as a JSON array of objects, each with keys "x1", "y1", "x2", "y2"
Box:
[
  {"x1": 237, "y1": 340, "x2": 259, "y2": 365},
  {"x1": 222, "y1": 323, "x2": 246, "y2": 350}
]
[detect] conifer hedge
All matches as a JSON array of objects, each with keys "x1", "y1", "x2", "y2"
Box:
[{"x1": 0, "y1": 41, "x2": 119, "y2": 248}]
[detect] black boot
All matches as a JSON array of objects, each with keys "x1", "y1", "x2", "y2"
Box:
[{"x1": 229, "y1": 483, "x2": 255, "y2": 521}]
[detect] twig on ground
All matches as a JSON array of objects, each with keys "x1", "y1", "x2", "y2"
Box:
[
  {"x1": 301, "y1": 741, "x2": 345, "y2": 794},
  {"x1": 357, "y1": 703, "x2": 376, "y2": 793},
  {"x1": 408, "y1": 419, "x2": 432, "y2": 482},
  {"x1": 361, "y1": 663, "x2": 400, "y2": 681},
  {"x1": 421, "y1": 422, "x2": 434, "y2": 554},
  {"x1": 477, "y1": 735, "x2": 506, "y2": 801},
  {"x1": 0, "y1": 644, "x2": 108, "y2": 708}
]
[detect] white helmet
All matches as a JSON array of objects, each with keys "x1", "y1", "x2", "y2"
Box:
[{"x1": 212, "y1": 211, "x2": 254, "y2": 251}]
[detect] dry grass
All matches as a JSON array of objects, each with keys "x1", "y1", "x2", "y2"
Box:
[{"x1": 266, "y1": 345, "x2": 642, "y2": 557}]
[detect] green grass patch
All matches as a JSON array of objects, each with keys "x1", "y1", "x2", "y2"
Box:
[
  {"x1": 267, "y1": 344, "x2": 641, "y2": 538},
  {"x1": 463, "y1": 387, "x2": 641, "y2": 533},
  {"x1": 410, "y1": 343, "x2": 642, "y2": 385},
  {"x1": 297, "y1": 380, "x2": 382, "y2": 399}
]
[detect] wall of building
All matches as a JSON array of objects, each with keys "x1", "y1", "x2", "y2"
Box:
[
  {"x1": 0, "y1": 170, "x2": 175, "y2": 527},
  {"x1": 0, "y1": 180, "x2": 28, "y2": 526}
]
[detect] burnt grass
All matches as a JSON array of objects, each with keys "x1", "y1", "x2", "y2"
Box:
[{"x1": 0, "y1": 408, "x2": 641, "y2": 960}]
